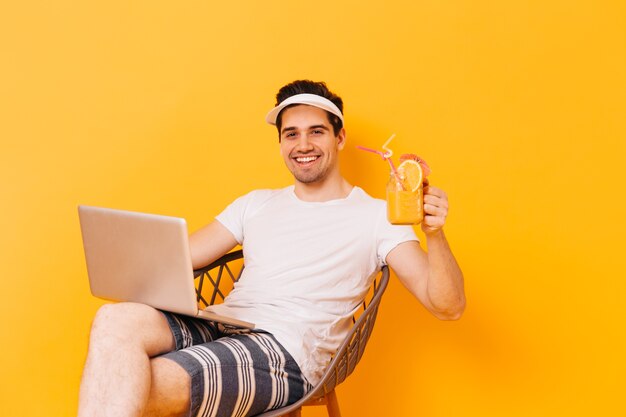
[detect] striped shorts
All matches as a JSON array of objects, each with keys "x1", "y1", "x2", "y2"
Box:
[{"x1": 160, "y1": 312, "x2": 312, "y2": 417}]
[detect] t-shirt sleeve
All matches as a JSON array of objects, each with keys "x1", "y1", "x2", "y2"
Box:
[
  {"x1": 215, "y1": 193, "x2": 251, "y2": 245},
  {"x1": 214, "y1": 189, "x2": 274, "y2": 245},
  {"x1": 376, "y1": 208, "x2": 419, "y2": 266}
]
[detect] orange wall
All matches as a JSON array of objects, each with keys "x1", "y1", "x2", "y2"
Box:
[{"x1": 1, "y1": 1, "x2": 625, "y2": 416}]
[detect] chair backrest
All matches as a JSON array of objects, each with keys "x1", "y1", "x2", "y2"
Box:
[
  {"x1": 193, "y1": 250, "x2": 390, "y2": 416},
  {"x1": 308, "y1": 266, "x2": 389, "y2": 397}
]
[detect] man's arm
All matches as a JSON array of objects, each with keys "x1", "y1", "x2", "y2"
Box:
[
  {"x1": 189, "y1": 220, "x2": 239, "y2": 270},
  {"x1": 386, "y1": 184, "x2": 466, "y2": 320}
]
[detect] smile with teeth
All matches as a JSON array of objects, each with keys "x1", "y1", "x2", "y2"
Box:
[{"x1": 294, "y1": 156, "x2": 319, "y2": 164}]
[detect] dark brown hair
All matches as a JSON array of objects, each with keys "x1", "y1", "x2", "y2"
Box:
[{"x1": 274, "y1": 80, "x2": 344, "y2": 138}]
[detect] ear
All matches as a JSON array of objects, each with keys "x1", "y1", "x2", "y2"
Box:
[{"x1": 336, "y1": 128, "x2": 347, "y2": 150}]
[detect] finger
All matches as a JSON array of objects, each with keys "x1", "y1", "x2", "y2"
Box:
[
  {"x1": 423, "y1": 203, "x2": 448, "y2": 218},
  {"x1": 423, "y1": 185, "x2": 446, "y2": 199},
  {"x1": 421, "y1": 214, "x2": 446, "y2": 232},
  {"x1": 423, "y1": 194, "x2": 449, "y2": 210}
]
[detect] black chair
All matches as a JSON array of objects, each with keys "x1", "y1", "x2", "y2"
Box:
[{"x1": 194, "y1": 250, "x2": 390, "y2": 417}]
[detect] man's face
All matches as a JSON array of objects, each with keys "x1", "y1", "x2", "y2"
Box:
[{"x1": 278, "y1": 104, "x2": 345, "y2": 185}]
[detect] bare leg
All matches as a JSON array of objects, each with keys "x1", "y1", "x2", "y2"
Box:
[
  {"x1": 143, "y1": 357, "x2": 191, "y2": 417},
  {"x1": 77, "y1": 302, "x2": 187, "y2": 417}
]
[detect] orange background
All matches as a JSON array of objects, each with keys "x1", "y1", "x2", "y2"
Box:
[{"x1": 1, "y1": 1, "x2": 625, "y2": 416}]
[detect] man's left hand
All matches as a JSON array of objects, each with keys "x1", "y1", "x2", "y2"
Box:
[{"x1": 421, "y1": 181, "x2": 449, "y2": 235}]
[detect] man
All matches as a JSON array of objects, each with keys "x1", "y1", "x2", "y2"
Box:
[{"x1": 78, "y1": 80, "x2": 465, "y2": 417}]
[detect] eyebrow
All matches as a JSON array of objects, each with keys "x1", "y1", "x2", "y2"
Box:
[{"x1": 280, "y1": 124, "x2": 330, "y2": 135}]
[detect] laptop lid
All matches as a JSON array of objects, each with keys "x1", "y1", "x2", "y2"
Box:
[
  {"x1": 78, "y1": 205, "x2": 200, "y2": 316},
  {"x1": 78, "y1": 205, "x2": 254, "y2": 329}
]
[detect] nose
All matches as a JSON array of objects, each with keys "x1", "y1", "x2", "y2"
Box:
[{"x1": 295, "y1": 134, "x2": 314, "y2": 152}]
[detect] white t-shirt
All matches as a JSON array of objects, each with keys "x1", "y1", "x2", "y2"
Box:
[{"x1": 208, "y1": 185, "x2": 417, "y2": 385}]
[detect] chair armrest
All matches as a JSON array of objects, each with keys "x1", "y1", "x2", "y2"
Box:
[
  {"x1": 193, "y1": 249, "x2": 244, "y2": 308},
  {"x1": 193, "y1": 249, "x2": 244, "y2": 277}
]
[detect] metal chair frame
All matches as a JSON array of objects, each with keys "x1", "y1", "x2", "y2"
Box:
[{"x1": 193, "y1": 250, "x2": 390, "y2": 417}]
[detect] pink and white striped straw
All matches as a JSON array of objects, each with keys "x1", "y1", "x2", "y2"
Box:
[{"x1": 356, "y1": 134, "x2": 403, "y2": 187}]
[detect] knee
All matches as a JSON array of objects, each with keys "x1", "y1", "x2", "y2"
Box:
[
  {"x1": 90, "y1": 302, "x2": 158, "y2": 343},
  {"x1": 88, "y1": 302, "x2": 175, "y2": 357}
]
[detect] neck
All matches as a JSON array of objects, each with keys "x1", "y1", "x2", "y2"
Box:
[{"x1": 293, "y1": 176, "x2": 353, "y2": 202}]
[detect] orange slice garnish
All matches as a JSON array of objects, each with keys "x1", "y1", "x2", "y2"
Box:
[
  {"x1": 400, "y1": 153, "x2": 431, "y2": 177},
  {"x1": 397, "y1": 160, "x2": 423, "y2": 192}
]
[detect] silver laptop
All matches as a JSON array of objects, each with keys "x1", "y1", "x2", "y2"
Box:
[{"x1": 78, "y1": 205, "x2": 254, "y2": 329}]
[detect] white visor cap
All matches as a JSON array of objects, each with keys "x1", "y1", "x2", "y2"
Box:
[{"x1": 265, "y1": 93, "x2": 344, "y2": 126}]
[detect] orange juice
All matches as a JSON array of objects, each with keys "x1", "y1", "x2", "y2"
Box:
[{"x1": 387, "y1": 175, "x2": 424, "y2": 225}]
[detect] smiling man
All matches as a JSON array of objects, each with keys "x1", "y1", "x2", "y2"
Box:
[{"x1": 78, "y1": 80, "x2": 465, "y2": 417}]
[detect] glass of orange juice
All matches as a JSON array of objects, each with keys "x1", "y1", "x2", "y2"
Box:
[{"x1": 387, "y1": 159, "x2": 424, "y2": 225}]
